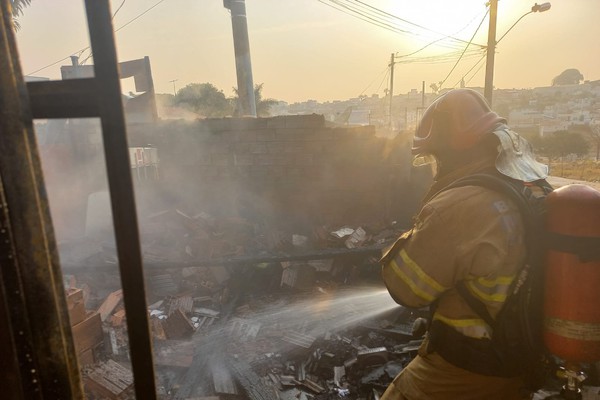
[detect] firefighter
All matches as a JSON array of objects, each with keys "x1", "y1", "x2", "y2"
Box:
[{"x1": 380, "y1": 89, "x2": 548, "y2": 400}]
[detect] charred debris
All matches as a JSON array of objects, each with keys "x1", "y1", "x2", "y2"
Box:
[{"x1": 61, "y1": 207, "x2": 430, "y2": 399}]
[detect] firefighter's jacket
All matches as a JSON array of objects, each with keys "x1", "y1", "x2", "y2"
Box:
[{"x1": 381, "y1": 159, "x2": 527, "y2": 399}]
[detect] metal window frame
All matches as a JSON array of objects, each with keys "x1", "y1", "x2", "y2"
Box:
[{"x1": 0, "y1": 0, "x2": 156, "y2": 398}]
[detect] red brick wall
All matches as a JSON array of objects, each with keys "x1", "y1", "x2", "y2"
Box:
[{"x1": 128, "y1": 115, "x2": 422, "y2": 231}]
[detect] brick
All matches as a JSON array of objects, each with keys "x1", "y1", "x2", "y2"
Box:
[
  {"x1": 232, "y1": 167, "x2": 250, "y2": 178},
  {"x1": 357, "y1": 347, "x2": 389, "y2": 367},
  {"x1": 196, "y1": 153, "x2": 212, "y2": 166},
  {"x1": 250, "y1": 165, "x2": 269, "y2": 177},
  {"x1": 111, "y1": 309, "x2": 126, "y2": 326},
  {"x1": 256, "y1": 154, "x2": 290, "y2": 166},
  {"x1": 66, "y1": 288, "x2": 86, "y2": 326},
  {"x1": 269, "y1": 168, "x2": 286, "y2": 178},
  {"x1": 249, "y1": 143, "x2": 268, "y2": 154},
  {"x1": 211, "y1": 154, "x2": 232, "y2": 166},
  {"x1": 72, "y1": 312, "x2": 103, "y2": 354},
  {"x1": 255, "y1": 130, "x2": 276, "y2": 141},
  {"x1": 302, "y1": 141, "x2": 324, "y2": 154},
  {"x1": 231, "y1": 129, "x2": 256, "y2": 142},
  {"x1": 266, "y1": 116, "x2": 286, "y2": 129},
  {"x1": 97, "y1": 290, "x2": 122, "y2": 322},
  {"x1": 234, "y1": 154, "x2": 254, "y2": 166},
  {"x1": 267, "y1": 142, "x2": 285, "y2": 154},
  {"x1": 275, "y1": 128, "x2": 314, "y2": 141},
  {"x1": 295, "y1": 154, "x2": 313, "y2": 166},
  {"x1": 229, "y1": 117, "x2": 267, "y2": 131},
  {"x1": 163, "y1": 309, "x2": 195, "y2": 339},
  {"x1": 218, "y1": 166, "x2": 235, "y2": 178},
  {"x1": 78, "y1": 347, "x2": 95, "y2": 366},
  {"x1": 198, "y1": 166, "x2": 219, "y2": 178},
  {"x1": 200, "y1": 118, "x2": 229, "y2": 132},
  {"x1": 233, "y1": 142, "x2": 251, "y2": 153},
  {"x1": 314, "y1": 128, "x2": 335, "y2": 141},
  {"x1": 283, "y1": 114, "x2": 325, "y2": 129},
  {"x1": 209, "y1": 142, "x2": 230, "y2": 154}
]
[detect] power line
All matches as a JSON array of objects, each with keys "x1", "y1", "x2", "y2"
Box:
[
  {"x1": 346, "y1": 0, "x2": 484, "y2": 47},
  {"x1": 80, "y1": 0, "x2": 128, "y2": 65},
  {"x1": 319, "y1": 0, "x2": 472, "y2": 51},
  {"x1": 359, "y1": 65, "x2": 389, "y2": 97},
  {"x1": 114, "y1": 0, "x2": 167, "y2": 32},
  {"x1": 452, "y1": 53, "x2": 486, "y2": 88},
  {"x1": 394, "y1": 48, "x2": 485, "y2": 65},
  {"x1": 112, "y1": 0, "x2": 127, "y2": 20},
  {"x1": 318, "y1": 0, "x2": 411, "y2": 35},
  {"x1": 437, "y1": 9, "x2": 489, "y2": 91},
  {"x1": 26, "y1": 0, "x2": 168, "y2": 76},
  {"x1": 375, "y1": 67, "x2": 390, "y2": 95},
  {"x1": 464, "y1": 55, "x2": 487, "y2": 85},
  {"x1": 395, "y1": 8, "x2": 489, "y2": 58}
]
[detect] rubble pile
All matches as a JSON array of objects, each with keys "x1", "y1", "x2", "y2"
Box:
[
  {"x1": 61, "y1": 207, "x2": 405, "y2": 270},
  {"x1": 60, "y1": 207, "x2": 420, "y2": 399},
  {"x1": 66, "y1": 274, "x2": 427, "y2": 399}
]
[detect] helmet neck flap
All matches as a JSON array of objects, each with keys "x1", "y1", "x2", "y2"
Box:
[{"x1": 412, "y1": 89, "x2": 547, "y2": 182}]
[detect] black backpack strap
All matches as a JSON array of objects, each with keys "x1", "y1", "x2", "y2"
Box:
[{"x1": 443, "y1": 172, "x2": 551, "y2": 270}]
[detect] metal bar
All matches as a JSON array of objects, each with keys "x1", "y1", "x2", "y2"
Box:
[
  {"x1": 484, "y1": 0, "x2": 498, "y2": 106},
  {"x1": 84, "y1": 1, "x2": 157, "y2": 398},
  {"x1": 61, "y1": 245, "x2": 385, "y2": 272},
  {"x1": 27, "y1": 79, "x2": 101, "y2": 119},
  {"x1": 0, "y1": 182, "x2": 28, "y2": 400},
  {"x1": 0, "y1": 1, "x2": 82, "y2": 398}
]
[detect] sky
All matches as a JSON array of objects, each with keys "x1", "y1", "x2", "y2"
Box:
[{"x1": 14, "y1": 0, "x2": 600, "y2": 103}]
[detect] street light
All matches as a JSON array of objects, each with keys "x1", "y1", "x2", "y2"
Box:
[{"x1": 484, "y1": 2, "x2": 551, "y2": 106}]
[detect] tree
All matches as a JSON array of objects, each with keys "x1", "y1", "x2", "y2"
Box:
[
  {"x1": 174, "y1": 83, "x2": 232, "y2": 117},
  {"x1": 537, "y1": 131, "x2": 589, "y2": 161},
  {"x1": 551, "y1": 69, "x2": 584, "y2": 86},
  {"x1": 10, "y1": 0, "x2": 32, "y2": 30},
  {"x1": 232, "y1": 83, "x2": 278, "y2": 117},
  {"x1": 588, "y1": 122, "x2": 600, "y2": 161}
]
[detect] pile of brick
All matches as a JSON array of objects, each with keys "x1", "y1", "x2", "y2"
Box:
[{"x1": 65, "y1": 287, "x2": 103, "y2": 366}]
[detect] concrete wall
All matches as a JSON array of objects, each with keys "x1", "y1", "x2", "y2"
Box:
[{"x1": 128, "y1": 115, "x2": 423, "y2": 233}]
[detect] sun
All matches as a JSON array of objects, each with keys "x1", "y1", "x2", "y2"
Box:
[{"x1": 384, "y1": 0, "x2": 491, "y2": 50}]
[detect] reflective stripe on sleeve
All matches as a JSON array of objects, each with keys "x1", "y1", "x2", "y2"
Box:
[
  {"x1": 433, "y1": 313, "x2": 492, "y2": 339},
  {"x1": 387, "y1": 249, "x2": 447, "y2": 303},
  {"x1": 465, "y1": 275, "x2": 515, "y2": 303}
]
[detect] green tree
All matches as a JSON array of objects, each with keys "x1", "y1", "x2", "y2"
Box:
[
  {"x1": 232, "y1": 83, "x2": 278, "y2": 117},
  {"x1": 537, "y1": 131, "x2": 588, "y2": 160},
  {"x1": 10, "y1": 0, "x2": 32, "y2": 30},
  {"x1": 175, "y1": 83, "x2": 232, "y2": 117},
  {"x1": 552, "y1": 69, "x2": 584, "y2": 86}
]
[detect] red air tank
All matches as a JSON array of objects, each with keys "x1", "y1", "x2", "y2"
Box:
[{"x1": 544, "y1": 184, "x2": 600, "y2": 363}]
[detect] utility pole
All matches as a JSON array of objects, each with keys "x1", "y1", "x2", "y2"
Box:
[
  {"x1": 484, "y1": 0, "x2": 498, "y2": 106},
  {"x1": 388, "y1": 53, "x2": 395, "y2": 128},
  {"x1": 169, "y1": 79, "x2": 178, "y2": 96},
  {"x1": 224, "y1": 0, "x2": 257, "y2": 117}
]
